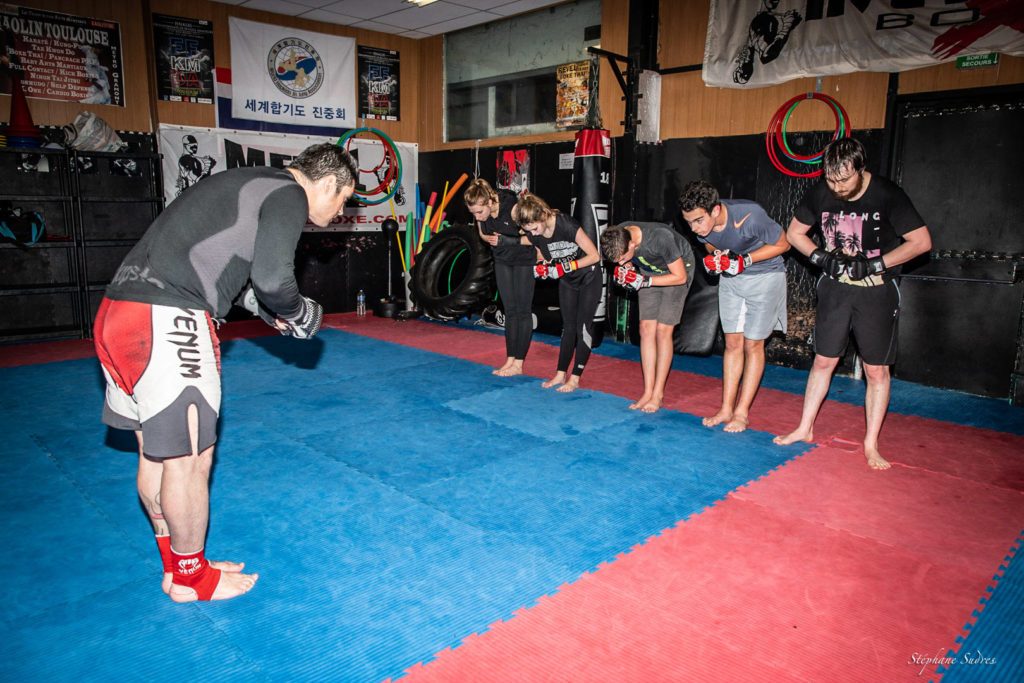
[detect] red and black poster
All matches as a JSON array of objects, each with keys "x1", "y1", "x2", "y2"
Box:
[
  {"x1": 496, "y1": 149, "x2": 529, "y2": 195},
  {"x1": 0, "y1": 3, "x2": 123, "y2": 106},
  {"x1": 358, "y1": 45, "x2": 399, "y2": 121},
  {"x1": 152, "y1": 13, "x2": 214, "y2": 104}
]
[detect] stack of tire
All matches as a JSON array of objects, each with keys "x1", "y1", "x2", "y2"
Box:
[{"x1": 409, "y1": 223, "x2": 495, "y2": 321}]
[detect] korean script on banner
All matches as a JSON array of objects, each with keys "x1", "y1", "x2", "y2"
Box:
[
  {"x1": 358, "y1": 46, "x2": 400, "y2": 121},
  {"x1": 0, "y1": 3, "x2": 123, "y2": 105},
  {"x1": 556, "y1": 60, "x2": 590, "y2": 128},
  {"x1": 703, "y1": 0, "x2": 1024, "y2": 89},
  {"x1": 158, "y1": 124, "x2": 417, "y2": 232},
  {"x1": 229, "y1": 17, "x2": 356, "y2": 127},
  {"x1": 152, "y1": 14, "x2": 214, "y2": 104}
]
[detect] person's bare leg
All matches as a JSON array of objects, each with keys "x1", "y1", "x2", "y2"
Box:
[
  {"x1": 495, "y1": 358, "x2": 524, "y2": 377},
  {"x1": 861, "y1": 361, "x2": 892, "y2": 470},
  {"x1": 640, "y1": 322, "x2": 675, "y2": 413},
  {"x1": 773, "y1": 354, "x2": 839, "y2": 445},
  {"x1": 631, "y1": 320, "x2": 658, "y2": 410},
  {"x1": 164, "y1": 407, "x2": 256, "y2": 602},
  {"x1": 135, "y1": 433, "x2": 244, "y2": 594},
  {"x1": 725, "y1": 337, "x2": 767, "y2": 433},
  {"x1": 542, "y1": 370, "x2": 566, "y2": 388},
  {"x1": 556, "y1": 373, "x2": 581, "y2": 393},
  {"x1": 704, "y1": 332, "x2": 742, "y2": 427}
]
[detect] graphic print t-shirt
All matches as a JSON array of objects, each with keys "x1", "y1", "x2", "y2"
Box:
[
  {"x1": 527, "y1": 213, "x2": 594, "y2": 281},
  {"x1": 794, "y1": 175, "x2": 926, "y2": 286}
]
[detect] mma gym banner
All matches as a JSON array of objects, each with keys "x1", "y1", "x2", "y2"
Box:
[
  {"x1": 704, "y1": 0, "x2": 1024, "y2": 89},
  {"x1": 570, "y1": 128, "x2": 612, "y2": 346},
  {"x1": 158, "y1": 124, "x2": 417, "y2": 232},
  {"x1": 228, "y1": 17, "x2": 356, "y2": 128}
]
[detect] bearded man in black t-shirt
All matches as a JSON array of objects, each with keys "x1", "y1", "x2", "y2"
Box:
[{"x1": 773, "y1": 138, "x2": 932, "y2": 470}]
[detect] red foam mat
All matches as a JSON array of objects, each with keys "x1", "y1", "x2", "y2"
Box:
[{"x1": 396, "y1": 481, "x2": 993, "y2": 682}]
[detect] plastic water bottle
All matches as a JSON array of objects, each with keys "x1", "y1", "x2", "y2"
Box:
[{"x1": 356, "y1": 289, "x2": 366, "y2": 317}]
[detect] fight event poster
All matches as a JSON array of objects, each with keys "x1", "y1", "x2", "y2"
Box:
[
  {"x1": 0, "y1": 3, "x2": 123, "y2": 105},
  {"x1": 556, "y1": 60, "x2": 590, "y2": 128},
  {"x1": 152, "y1": 13, "x2": 214, "y2": 104},
  {"x1": 704, "y1": 0, "x2": 1024, "y2": 89},
  {"x1": 358, "y1": 45, "x2": 400, "y2": 121}
]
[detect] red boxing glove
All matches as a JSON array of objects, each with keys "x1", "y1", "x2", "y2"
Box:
[
  {"x1": 551, "y1": 259, "x2": 578, "y2": 279},
  {"x1": 703, "y1": 252, "x2": 724, "y2": 274},
  {"x1": 720, "y1": 251, "x2": 752, "y2": 276},
  {"x1": 534, "y1": 263, "x2": 549, "y2": 279},
  {"x1": 613, "y1": 265, "x2": 650, "y2": 291}
]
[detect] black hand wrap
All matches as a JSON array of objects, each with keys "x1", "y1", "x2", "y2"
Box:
[
  {"x1": 239, "y1": 286, "x2": 281, "y2": 331},
  {"x1": 495, "y1": 233, "x2": 520, "y2": 247},
  {"x1": 809, "y1": 247, "x2": 847, "y2": 279},
  {"x1": 845, "y1": 253, "x2": 886, "y2": 281},
  {"x1": 281, "y1": 296, "x2": 323, "y2": 339}
]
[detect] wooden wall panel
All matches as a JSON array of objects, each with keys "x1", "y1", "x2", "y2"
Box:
[
  {"x1": 660, "y1": 71, "x2": 889, "y2": 139},
  {"x1": 0, "y1": 0, "x2": 152, "y2": 132},
  {"x1": 657, "y1": 0, "x2": 1023, "y2": 141},
  {"x1": 899, "y1": 55, "x2": 1024, "y2": 95}
]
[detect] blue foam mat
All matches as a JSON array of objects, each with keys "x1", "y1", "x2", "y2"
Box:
[{"x1": 936, "y1": 535, "x2": 1024, "y2": 683}]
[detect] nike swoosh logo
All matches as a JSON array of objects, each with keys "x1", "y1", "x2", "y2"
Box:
[{"x1": 733, "y1": 212, "x2": 752, "y2": 230}]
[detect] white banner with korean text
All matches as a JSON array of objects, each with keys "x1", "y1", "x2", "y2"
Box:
[
  {"x1": 157, "y1": 124, "x2": 417, "y2": 232},
  {"x1": 703, "y1": 0, "x2": 1024, "y2": 89},
  {"x1": 228, "y1": 17, "x2": 356, "y2": 127}
]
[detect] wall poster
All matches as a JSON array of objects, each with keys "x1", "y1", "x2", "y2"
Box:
[
  {"x1": 358, "y1": 45, "x2": 399, "y2": 121},
  {"x1": 556, "y1": 60, "x2": 590, "y2": 128},
  {"x1": 152, "y1": 13, "x2": 214, "y2": 104},
  {"x1": 0, "y1": 3, "x2": 123, "y2": 105}
]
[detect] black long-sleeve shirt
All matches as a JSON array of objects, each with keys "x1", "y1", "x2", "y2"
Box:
[{"x1": 105, "y1": 166, "x2": 308, "y2": 320}]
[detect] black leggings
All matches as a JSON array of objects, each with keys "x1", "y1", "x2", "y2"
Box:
[
  {"x1": 494, "y1": 261, "x2": 535, "y2": 360},
  {"x1": 557, "y1": 268, "x2": 602, "y2": 377}
]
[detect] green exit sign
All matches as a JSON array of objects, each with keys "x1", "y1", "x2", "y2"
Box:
[{"x1": 956, "y1": 53, "x2": 1000, "y2": 69}]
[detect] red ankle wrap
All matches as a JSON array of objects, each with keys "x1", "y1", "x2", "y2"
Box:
[
  {"x1": 170, "y1": 547, "x2": 221, "y2": 600},
  {"x1": 155, "y1": 535, "x2": 173, "y2": 573}
]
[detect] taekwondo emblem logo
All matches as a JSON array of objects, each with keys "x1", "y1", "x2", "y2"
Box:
[{"x1": 267, "y1": 37, "x2": 324, "y2": 98}]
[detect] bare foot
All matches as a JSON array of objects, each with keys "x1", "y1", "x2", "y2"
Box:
[
  {"x1": 494, "y1": 361, "x2": 523, "y2": 377},
  {"x1": 702, "y1": 410, "x2": 732, "y2": 428},
  {"x1": 163, "y1": 560, "x2": 246, "y2": 594},
  {"x1": 865, "y1": 446, "x2": 891, "y2": 470},
  {"x1": 724, "y1": 415, "x2": 749, "y2": 433},
  {"x1": 639, "y1": 397, "x2": 663, "y2": 414},
  {"x1": 492, "y1": 358, "x2": 515, "y2": 375},
  {"x1": 556, "y1": 375, "x2": 580, "y2": 393},
  {"x1": 773, "y1": 428, "x2": 813, "y2": 446},
  {"x1": 169, "y1": 566, "x2": 258, "y2": 602},
  {"x1": 629, "y1": 393, "x2": 653, "y2": 410},
  {"x1": 542, "y1": 372, "x2": 566, "y2": 389}
]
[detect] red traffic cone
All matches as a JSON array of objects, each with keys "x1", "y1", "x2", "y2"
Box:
[{"x1": 6, "y1": 75, "x2": 42, "y2": 146}]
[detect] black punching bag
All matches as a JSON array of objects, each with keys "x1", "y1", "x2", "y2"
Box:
[{"x1": 570, "y1": 128, "x2": 612, "y2": 348}]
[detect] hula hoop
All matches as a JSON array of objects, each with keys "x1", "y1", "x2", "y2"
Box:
[
  {"x1": 766, "y1": 93, "x2": 850, "y2": 178},
  {"x1": 336, "y1": 127, "x2": 403, "y2": 206}
]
